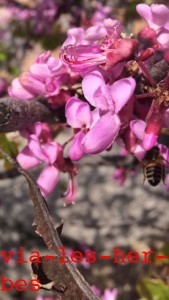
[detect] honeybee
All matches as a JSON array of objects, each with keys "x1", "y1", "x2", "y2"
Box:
[{"x1": 143, "y1": 146, "x2": 165, "y2": 186}]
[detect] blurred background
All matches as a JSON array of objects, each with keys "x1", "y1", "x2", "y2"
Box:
[{"x1": 0, "y1": 1, "x2": 169, "y2": 300}]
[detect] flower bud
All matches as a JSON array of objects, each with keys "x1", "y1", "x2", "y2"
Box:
[{"x1": 143, "y1": 114, "x2": 162, "y2": 150}]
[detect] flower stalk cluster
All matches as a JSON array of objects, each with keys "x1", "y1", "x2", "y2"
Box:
[{"x1": 7, "y1": 2, "x2": 169, "y2": 202}]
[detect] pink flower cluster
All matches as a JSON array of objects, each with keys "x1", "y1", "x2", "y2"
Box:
[{"x1": 8, "y1": 2, "x2": 169, "y2": 200}]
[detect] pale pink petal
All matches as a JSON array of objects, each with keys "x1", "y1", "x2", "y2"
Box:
[
  {"x1": 151, "y1": 4, "x2": 169, "y2": 28},
  {"x1": 130, "y1": 119, "x2": 146, "y2": 140},
  {"x1": 136, "y1": 4, "x2": 152, "y2": 26},
  {"x1": 20, "y1": 72, "x2": 46, "y2": 95},
  {"x1": 29, "y1": 137, "x2": 49, "y2": 162},
  {"x1": 17, "y1": 146, "x2": 39, "y2": 169},
  {"x1": 132, "y1": 144, "x2": 146, "y2": 161},
  {"x1": 82, "y1": 70, "x2": 105, "y2": 107},
  {"x1": 69, "y1": 131, "x2": 85, "y2": 161},
  {"x1": 8, "y1": 78, "x2": 34, "y2": 100},
  {"x1": 30, "y1": 63, "x2": 52, "y2": 81},
  {"x1": 82, "y1": 113, "x2": 121, "y2": 154},
  {"x1": 94, "y1": 84, "x2": 112, "y2": 110},
  {"x1": 42, "y1": 142, "x2": 59, "y2": 164},
  {"x1": 76, "y1": 103, "x2": 92, "y2": 128},
  {"x1": 157, "y1": 31, "x2": 169, "y2": 49},
  {"x1": 37, "y1": 165, "x2": 60, "y2": 197},
  {"x1": 110, "y1": 77, "x2": 136, "y2": 113},
  {"x1": 66, "y1": 97, "x2": 91, "y2": 128}
]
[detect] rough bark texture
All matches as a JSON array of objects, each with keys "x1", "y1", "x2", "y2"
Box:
[{"x1": 0, "y1": 97, "x2": 55, "y2": 132}]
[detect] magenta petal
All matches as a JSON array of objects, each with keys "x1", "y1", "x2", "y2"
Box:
[
  {"x1": 17, "y1": 146, "x2": 40, "y2": 169},
  {"x1": 82, "y1": 113, "x2": 121, "y2": 154},
  {"x1": 69, "y1": 131, "x2": 85, "y2": 161},
  {"x1": 37, "y1": 165, "x2": 60, "y2": 197},
  {"x1": 111, "y1": 77, "x2": 136, "y2": 113}
]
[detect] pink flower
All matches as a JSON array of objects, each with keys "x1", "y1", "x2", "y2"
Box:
[
  {"x1": 66, "y1": 72, "x2": 135, "y2": 157},
  {"x1": 8, "y1": 51, "x2": 69, "y2": 104},
  {"x1": 102, "y1": 288, "x2": 118, "y2": 300},
  {"x1": 82, "y1": 70, "x2": 135, "y2": 112},
  {"x1": 17, "y1": 121, "x2": 78, "y2": 203},
  {"x1": 17, "y1": 122, "x2": 61, "y2": 197},
  {"x1": 61, "y1": 38, "x2": 137, "y2": 74},
  {"x1": 137, "y1": 4, "x2": 169, "y2": 49}
]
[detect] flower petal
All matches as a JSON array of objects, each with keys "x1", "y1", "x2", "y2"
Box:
[
  {"x1": 82, "y1": 70, "x2": 105, "y2": 107},
  {"x1": 136, "y1": 4, "x2": 152, "y2": 26},
  {"x1": 82, "y1": 113, "x2": 120, "y2": 154},
  {"x1": 37, "y1": 165, "x2": 60, "y2": 197},
  {"x1": 130, "y1": 119, "x2": 146, "y2": 140},
  {"x1": 110, "y1": 77, "x2": 136, "y2": 113},
  {"x1": 69, "y1": 131, "x2": 85, "y2": 161},
  {"x1": 42, "y1": 142, "x2": 59, "y2": 164},
  {"x1": 66, "y1": 97, "x2": 92, "y2": 128},
  {"x1": 17, "y1": 146, "x2": 39, "y2": 169}
]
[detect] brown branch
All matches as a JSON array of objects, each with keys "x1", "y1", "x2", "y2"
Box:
[
  {"x1": 0, "y1": 147, "x2": 99, "y2": 300},
  {"x1": 0, "y1": 97, "x2": 56, "y2": 132}
]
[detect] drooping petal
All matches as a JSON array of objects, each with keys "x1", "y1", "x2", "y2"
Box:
[
  {"x1": 82, "y1": 112, "x2": 121, "y2": 154},
  {"x1": 17, "y1": 146, "x2": 40, "y2": 169},
  {"x1": 62, "y1": 173, "x2": 77, "y2": 205},
  {"x1": 69, "y1": 131, "x2": 85, "y2": 161},
  {"x1": 110, "y1": 77, "x2": 136, "y2": 113},
  {"x1": 37, "y1": 165, "x2": 60, "y2": 197}
]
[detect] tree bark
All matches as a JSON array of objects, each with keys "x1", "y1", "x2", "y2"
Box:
[{"x1": 0, "y1": 97, "x2": 55, "y2": 132}]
